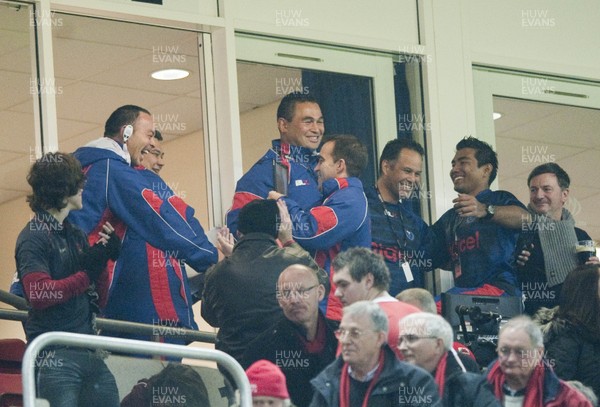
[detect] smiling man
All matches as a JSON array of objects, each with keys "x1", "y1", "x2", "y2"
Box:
[
  {"x1": 367, "y1": 138, "x2": 431, "y2": 295},
  {"x1": 139, "y1": 129, "x2": 165, "y2": 174},
  {"x1": 69, "y1": 105, "x2": 217, "y2": 344},
  {"x1": 243, "y1": 264, "x2": 338, "y2": 407},
  {"x1": 268, "y1": 134, "x2": 371, "y2": 321},
  {"x1": 226, "y1": 92, "x2": 324, "y2": 235},
  {"x1": 516, "y1": 163, "x2": 598, "y2": 314},
  {"x1": 310, "y1": 301, "x2": 440, "y2": 407},
  {"x1": 428, "y1": 137, "x2": 528, "y2": 299}
]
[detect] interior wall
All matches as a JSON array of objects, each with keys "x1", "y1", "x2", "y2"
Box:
[
  {"x1": 229, "y1": 0, "x2": 419, "y2": 52},
  {"x1": 239, "y1": 100, "x2": 279, "y2": 173},
  {"x1": 160, "y1": 131, "x2": 209, "y2": 228},
  {"x1": 466, "y1": 0, "x2": 600, "y2": 81}
]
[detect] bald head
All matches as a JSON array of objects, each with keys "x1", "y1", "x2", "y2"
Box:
[{"x1": 277, "y1": 264, "x2": 325, "y2": 334}]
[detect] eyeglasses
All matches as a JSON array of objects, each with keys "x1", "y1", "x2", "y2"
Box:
[
  {"x1": 141, "y1": 149, "x2": 165, "y2": 159},
  {"x1": 497, "y1": 347, "x2": 536, "y2": 359},
  {"x1": 335, "y1": 328, "x2": 376, "y2": 340},
  {"x1": 398, "y1": 334, "x2": 437, "y2": 345},
  {"x1": 277, "y1": 284, "x2": 317, "y2": 301}
]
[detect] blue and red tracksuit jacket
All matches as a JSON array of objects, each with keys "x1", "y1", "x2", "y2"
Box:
[
  {"x1": 282, "y1": 177, "x2": 371, "y2": 321},
  {"x1": 225, "y1": 140, "x2": 321, "y2": 235},
  {"x1": 68, "y1": 138, "x2": 217, "y2": 340}
]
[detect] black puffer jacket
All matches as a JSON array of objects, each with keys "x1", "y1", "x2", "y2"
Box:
[
  {"x1": 441, "y1": 351, "x2": 501, "y2": 407},
  {"x1": 535, "y1": 307, "x2": 600, "y2": 399}
]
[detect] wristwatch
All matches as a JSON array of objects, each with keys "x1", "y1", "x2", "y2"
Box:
[{"x1": 484, "y1": 204, "x2": 495, "y2": 220}]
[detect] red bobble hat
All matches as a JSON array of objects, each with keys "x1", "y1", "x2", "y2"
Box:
[{"x1": 245, "y1": 359, "x2": 290, "y2": 399}]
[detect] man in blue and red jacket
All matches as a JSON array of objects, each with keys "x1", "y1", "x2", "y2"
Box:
[
  {"x1": 226, "y1": 92, "x2": 324, "y2": 236},
  {"x1": 269, "y1": 134, "x2": 371, "y2": 321},
  {"x1": 68, "y1": 105, "x2": 217, "y2": 342}
]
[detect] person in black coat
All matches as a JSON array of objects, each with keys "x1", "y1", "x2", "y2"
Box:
[
  {"x1": 243, "y1": 264, "x2": 337, "y2": 407},
  {"x1": 534, "y1": 264, "x2": 600, "y2": 400}
]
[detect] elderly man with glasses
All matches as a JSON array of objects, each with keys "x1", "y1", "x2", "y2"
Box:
[
  {"x1": 486, "y1": 315, "x2": 592, "y2": 407},
  {"x1": 310, "y1": 301, "x2": 440, "y2": 407},
  {"x1": 243, "y1": 264, "x2": 338, "y2": 407},
  {"x1": 399, "y1": 312, "x2": 499, "y2": 407}
]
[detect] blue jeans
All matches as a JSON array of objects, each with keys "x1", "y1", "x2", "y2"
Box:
[{"x1": 36, "y1": 347, "x2": 119, "y2": 407}]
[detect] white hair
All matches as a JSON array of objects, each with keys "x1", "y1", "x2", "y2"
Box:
[{"x1": 400, "y1": 312, "x2": 454, "y2": 351}]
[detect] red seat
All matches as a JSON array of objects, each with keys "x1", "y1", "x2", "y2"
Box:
[
  {"x1": 0, "y1": 339, "x2": 25, "y2": 407},
  {"x1": 0, "y1": 373, "x2": 23, "y2": 407},
  {"x1": 0, "y1": 339, "x2": 26, "y2": 374}
]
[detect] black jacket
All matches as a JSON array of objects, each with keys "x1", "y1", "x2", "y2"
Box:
[
  {"x1": 243, "y1": 313, "x2": 339, "y2": 407},
  {"x1": 516, "y1": 227, "x2": 591, "y2": 315},
  {"x1": 201, "y1": 233, "x2": 318, "y2": 362},
  {"x1": 536, "y1": 307, "x2": 600, "y2": 399},
  {"x1": 440, "y1": 351, "x2": 500, "y2": 407},
  {"x1": 310, "y1": 346, "x2": 441, "y2": 407}
]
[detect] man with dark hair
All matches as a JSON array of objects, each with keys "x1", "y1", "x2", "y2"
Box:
[
  {"x1": 69, "y1": 105, "x2": 217, "y2": 343},
  {"x1": 516, "y1": 163, "x2": 598, "y2": 314},
  {"x1": 139, "y1": 129, "x2": 165, "y2": 174},
  {"x1": 16, "y1": 152, "x2": 120, "y2": 406},
  {"x1": 310, "y1": 301, "x2": 441, "y2": 407},
  {"x1": 269, "y1": 134, "x2": 371, "y2": 321},
  {"x1": 428, "y1": 137, "x2": 528, "y2": 298},
  {"x1": 226, "y1": 92, "x2": 324, "y2": 235},
  {"x1": 332, "y1": 247, "x2": 420, "y2": 359},
  {"x1": 368, "y1": 138, "x2": 430, "y2": 295},
  {"x1": 202, "y1": 200, "x2": 320, "y2": 363},
  {"x1": 244, "y1": 264, "x2": 338, "y2": 407}
]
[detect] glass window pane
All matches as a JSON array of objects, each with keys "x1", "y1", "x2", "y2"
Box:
[
  {"x1": 52, "y1": 13, "x2": 211, "y2": 227},
  {"x1": 0, "y1": 0, "x2": 41, "y2": 340}
]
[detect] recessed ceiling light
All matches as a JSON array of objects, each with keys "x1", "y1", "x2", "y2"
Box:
[
  {"x1": 493, "y1": 112, "x2": 502, "y2": 120},
  {"x1": 151, "y1": 69, "x2": 190, "y2": 81}
]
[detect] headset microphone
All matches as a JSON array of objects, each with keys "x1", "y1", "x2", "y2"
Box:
[{"x1": 122, "y1": 124, "x2": 133, "y2": 143}]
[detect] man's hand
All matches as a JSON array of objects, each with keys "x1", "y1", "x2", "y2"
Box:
[
  {"x1": 268, "y1": 190, "x2": 284, "y2": 201},
  {"x1": 586, "y1": 256, "x2": 600, "y2": 265},
  {"x1": 277, "y1": 199, "x2": 293, "y2": 244},
  {"x1": 453, "y1": 194, "x2": 486, "y2": 218},
  {"x1": 516, "y1": 245, "x2": 533, "y2": 267},
  {"x1": 216, "y1": 227, "x2": 235, "y2": 257},
  {"x1": 96, "y1": 222, "x2": 120, "y2": 260}
]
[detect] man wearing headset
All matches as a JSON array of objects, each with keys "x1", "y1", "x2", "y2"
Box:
[{"x1": 69, "y1": 105, "x2": 217, "y2": 343}]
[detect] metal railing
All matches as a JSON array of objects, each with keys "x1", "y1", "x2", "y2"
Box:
[
  {"x1": 0, "y1": 289, "x2": 216, "y2": 344},
  {"x1": 22, "y1": 332, "x2": 251, "y2": 407}
]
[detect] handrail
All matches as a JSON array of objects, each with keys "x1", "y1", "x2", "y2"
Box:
[
  {"x1": 22, "y1": 332, "x2": 251, "y2": 407},
  {"x1": 0, "y1": 289, "x2": 216, "y2": 344},
  {"x1": 0, "y1": 307, "x2": 216, "y2": 344},
  {"x1": 0, "y1": 289, "x2": 29, "y2": 311}
]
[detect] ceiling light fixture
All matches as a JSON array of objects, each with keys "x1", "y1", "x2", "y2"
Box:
[
  {"x1": 493, "y1": 112, "x2": 502, "y2": 120},
  {"x1": 151, "y1": 68, "x2": 190, "y2": 81}
]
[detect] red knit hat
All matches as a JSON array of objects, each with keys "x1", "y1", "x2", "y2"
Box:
[{"x1": 245, "y1": 360, "x2": 290, "y2": 399}]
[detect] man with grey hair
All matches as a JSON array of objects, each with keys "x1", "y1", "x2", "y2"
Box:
[
  {"x1": 396, "y1": 287, "x2": 437, "y2": 314},
  {"x1": 332, "y1": 247, "x2": 420, "y2": 359},
  {"x1": 310, "y1": 301, "x2": 441, "y2": 406},
  {"x1": 397, "y1": 287, "x2": 477, "y2": 363},
  {"x1": 399, "y1": 313, "x2": 499, "y2": 407},
  {"x1": 486, "y1": 315, "x2": 592, "y2": 407}
]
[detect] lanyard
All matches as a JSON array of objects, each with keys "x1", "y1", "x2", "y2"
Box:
[{"x1": 374, "y1": 185, "x2": 408, "y2": 250}]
